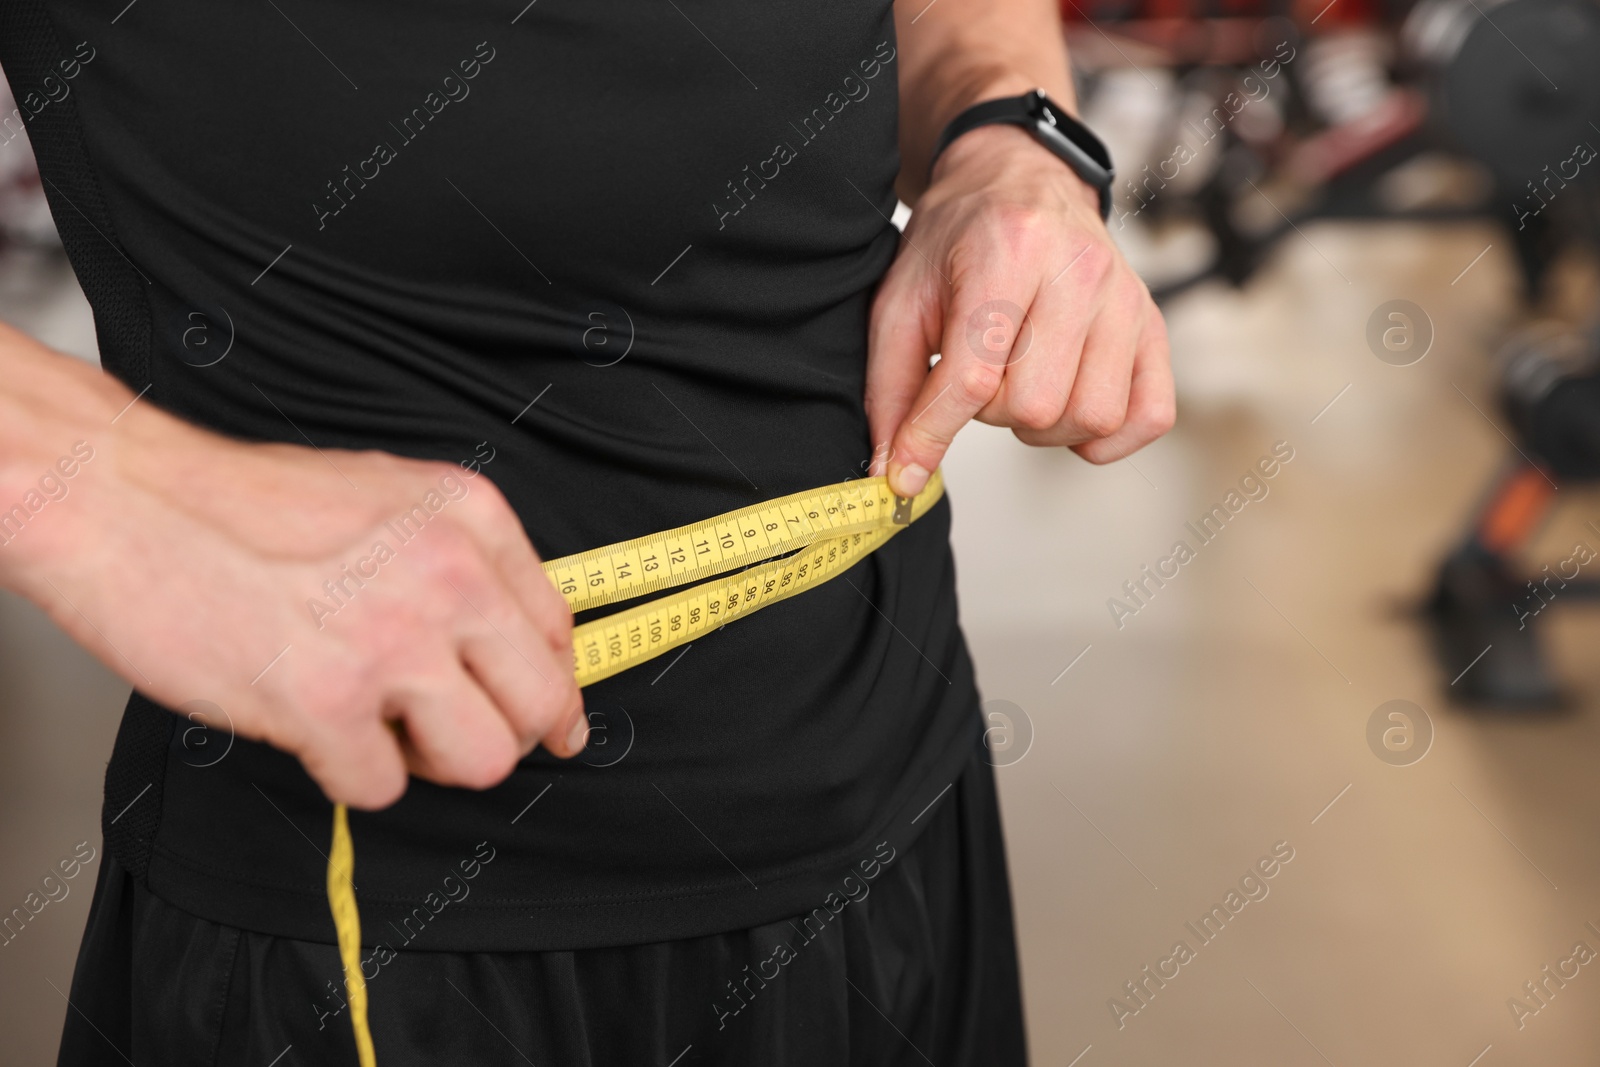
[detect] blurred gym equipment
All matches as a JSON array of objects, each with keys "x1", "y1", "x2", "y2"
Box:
[{"x1": 1061, "y1": 0, "x2": 1600, "y2": 707}]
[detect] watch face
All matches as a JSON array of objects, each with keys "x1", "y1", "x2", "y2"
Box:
[{"x1": 1028, "y1": 91, "x2": 1112, "y2": 174}]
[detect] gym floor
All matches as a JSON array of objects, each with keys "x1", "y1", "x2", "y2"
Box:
[{"x1": 4, "y1": 217, "x2": 1600, "y2": 1065}]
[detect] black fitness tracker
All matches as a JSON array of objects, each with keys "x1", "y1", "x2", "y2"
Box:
[{"x1": 930, "y1": 89, "x2": 1116, "y2": 221}]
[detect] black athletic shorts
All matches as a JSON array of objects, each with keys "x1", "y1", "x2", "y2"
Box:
[{"x1": 57, "y1": 738, "x2": 1026, "y2": 1067}]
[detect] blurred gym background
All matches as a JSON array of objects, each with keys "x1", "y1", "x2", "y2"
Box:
[{"x1": 6, "y1": 0, "x2": 1600, "y2": 1061}]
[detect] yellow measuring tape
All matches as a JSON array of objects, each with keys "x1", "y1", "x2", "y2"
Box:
[
  {"x1": 326, "y1": 805, "x2": 376, "y2": 1066},
  {"x1": 324, "y1": 469, "x2": 944, "y2": 1063}
]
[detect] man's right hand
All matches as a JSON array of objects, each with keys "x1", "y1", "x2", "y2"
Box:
[{"x1": 0, "y1": 322, "x2": 584, "y2": 810}]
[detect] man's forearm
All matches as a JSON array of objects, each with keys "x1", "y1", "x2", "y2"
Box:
[
  {"x1": 892, "y1": 0, "x2": 1076, "y2": 203},
  {"x1": 0, "y1": 318, "x2": 590, "y2": 806}
]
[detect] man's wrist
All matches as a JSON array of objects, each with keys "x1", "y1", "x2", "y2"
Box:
[
  {"x1": 927, "y1": 119, "x2": 1104, "y2": 217},
  {"x1": 0, "y1": 445, "x2": 111, "y2": 587},
  {"x1": 0, "y1": 328, "x2": 212, "y2": 590}
]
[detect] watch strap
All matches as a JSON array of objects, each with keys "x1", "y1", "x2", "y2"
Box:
[{"x1": 930, "y1": 90, "x2": 1115, "y2": 221}]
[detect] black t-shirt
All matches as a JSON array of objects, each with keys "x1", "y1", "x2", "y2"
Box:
[{"x1": 1, "y1": 0, "x2": 982, "y2": 950}]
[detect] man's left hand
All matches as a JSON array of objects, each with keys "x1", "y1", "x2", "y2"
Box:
[{"x1": 866, "y1": 122, "x2": 1174, "y2": 497}]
